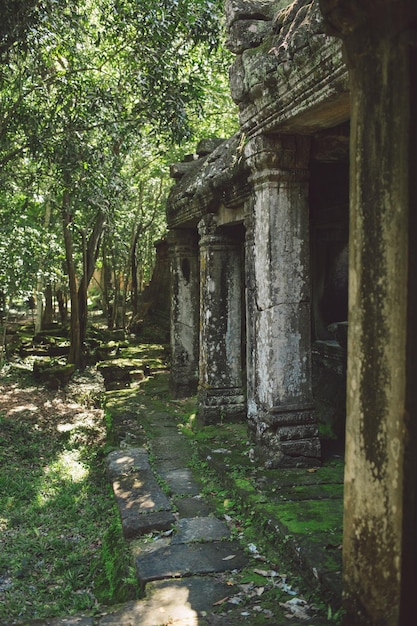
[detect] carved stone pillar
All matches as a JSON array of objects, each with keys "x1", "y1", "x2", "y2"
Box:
[
  {"x1": 244, "y1": 205, "x2": 256, "y2": 420},
  {"x1": 319, "y1": 1, "x2": 417, "y2": 624},
  {"x1": 197, "y1": 214, "x2": 245, "y2": 424},
  {"x1": 244, "y1": 134, "x2": 321, "y2": 467},
  {"x1": 168, "y1": 229, "x2": 199, "y2": 398}
]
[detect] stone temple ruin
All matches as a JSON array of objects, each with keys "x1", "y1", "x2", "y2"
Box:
[{"x1": 165, "y1": 1, "x2": 416, "y2": 624}]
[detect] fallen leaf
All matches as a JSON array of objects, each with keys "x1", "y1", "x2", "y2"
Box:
[
  {"x1": 253, "y1": 569, "x2": 268, "y2": 577},
  {"x1": 213, "y1": 596, "x2": 229, "y2": 606},
  {"x1": 253, "y1": 568, "x2": 279, "y2": 577},
  {"x1": 222, "y1": 554, "x2": 236, "y2": 561}
]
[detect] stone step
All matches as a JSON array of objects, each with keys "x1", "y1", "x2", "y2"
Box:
[
  {"x1": 98, "y1": 576, "x2": 232, "y2": 626},
  {"x1": 171, "y1": 517, "x2": 231, "y2": 544},
  {"x1": 106, "y1": 448, "x2": 176, "y2": 539},
  {"x1": 135, "y1": 540, "x2": 248, "y2": 588},
  {"x1": 159, "y1": 468, "x2": 201, "y2": 496}
]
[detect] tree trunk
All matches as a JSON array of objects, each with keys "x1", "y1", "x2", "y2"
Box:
[
  {"x1": 77, "y1": 210, "x2": 106, "y2": 344},
  {"x1": 36, "y1": 199, "x2": 52, "y2": 333},
  {"x1": 56, "y1": 288, "x2": 68, "y2": 324},
  {"x1": 130, "y1": 227, "x2": 140, "y2": 316},
  {"x1": 101, "y1": 237, "x2": 113, "y2": 329},
  {"x1": 62, "y1": 191, "x2": 81, "y2": 367},
  {"x1": 42, "y1": 283, "x2": 54, "y2": 328}
]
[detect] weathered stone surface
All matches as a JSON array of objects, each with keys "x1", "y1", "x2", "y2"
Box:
[
  {"x1": 150, "y1": 435, "x2": 191, "y2": 462},
  {"x1": 159, "y1": 468, "x2": 201, "y2": 496},
  {"x1": 171, "y1": 517, "x2": 231, "y2": 544},
  {"x1": 197, "y1": 215, "x2": 246, "y2": 425},
  {"x1": 196, "y1": 137, "x2": 224, "y2": 156},
  {"x1": 244, "y1": 134, "x2": 321, "y2": 466},
  {"x1": 168, "y1": 229, "x2": 200, "y2": 398},
  {"x1": 98, "y1": 577, "x2": 232, "y2": 626},
  {"x1": 227, "y1": 0, "x2": 348, "y2": 135},
  {"x1": 112, "y1": 471, "x2": 171, "y2": 513},
  {"x1": 136, "y1": 541, "x2": 248, "y2": 585},
  {"x1": 106, "y1": 447, "x2": 150, "y2": 479},
  {"x1": 169, "y1": 160, "x2": 200, "y2": 180},
  {"x1": 121, "y1": 509, "x2": 176, "y2": 539},
  {"x1": 173, "y1": 496, "x2": 213, "y2": 519},
  {"x1": 227, "y1": 19, "x2": 271, "y2": 54},
  {"x1": 225, "y1": 0, "x2": 276, "y2": 28},
  {"x1": 166, "y1": 133, "x2": 250, "y2": 229}
]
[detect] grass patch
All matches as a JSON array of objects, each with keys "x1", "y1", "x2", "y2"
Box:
[{"x1": 0, "y1": 368, "x2": 135, "y2": 621}]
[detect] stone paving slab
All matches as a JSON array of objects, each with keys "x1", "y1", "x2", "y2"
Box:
[
  {"x1": 136, "y1": 540, "x2": 248, "y2": 586},
  {"x1": 156, "y1": 457, "x2": 190, "y2": 471},
  {"x1": 151, "y1": 435, "x2": 192, "y2": 461},
  {"x1": 173, "y1": 496, "x2": 213, "y2": 518},
  {"x1": 99, "y1": 576, "x2": 232, "y2": 626},
  {"x1": 106, "y1": 447, "x2": 150, "y2": 479},
  {"x1": 120, "y1": 509, "x2": 176, "y2": 539},
  {"x1": 160, "y1": 468, "x2": 201, "y2": 496},
  {"x1": 172, "y1": 517, "x2": 230, "y2": 544},
  {"x1": 112, "y1": 471, "x2": 171, "y2": 514}
]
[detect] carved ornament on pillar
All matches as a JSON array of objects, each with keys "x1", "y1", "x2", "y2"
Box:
[{"x1": 245, "y1": 134, "x2": 310, "y2": 188}]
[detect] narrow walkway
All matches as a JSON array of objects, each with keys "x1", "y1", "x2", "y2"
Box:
[{"x1": 13, "y1": 347, "x2": 343, "y2": 625}]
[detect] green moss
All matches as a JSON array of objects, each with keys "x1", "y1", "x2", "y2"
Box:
[{"x1": 95, "y1": 517, "x2": 138, "y2": 604}]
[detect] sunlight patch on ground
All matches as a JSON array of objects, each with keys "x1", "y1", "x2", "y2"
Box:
[
  {"x1": 39, "y1": 451, "x2": 89, "y2": 503},
  {"x1": 56, "y1": 422, "x2": 76, "y2": 432},
  {"x1": 7, "y1": 402, "x2": 39, "y2": 414},
  {"x1": 109, "y1": 585, "x2": 200, "y2": 625}
]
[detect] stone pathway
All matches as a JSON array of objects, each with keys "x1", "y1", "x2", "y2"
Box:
[
  {"x1": 8, "y1": 358, "x2": 341, "y2": 625},
  {"x1": 106, "y1": 440, "x2": 248, "y2": 594}
]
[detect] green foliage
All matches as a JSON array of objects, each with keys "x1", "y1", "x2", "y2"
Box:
[
  {"x1": 0, "y1": 0, "x2": 237, "y2": 342},
  {"x1": 95, "y1": 517, "x2": 138, "y2": 604},
  {"x1": 0, "y1": 191, "x2": 63, "y2": 300},
  {"x1": 0, "y1": 371, "x2": 125, "y2": 620}
]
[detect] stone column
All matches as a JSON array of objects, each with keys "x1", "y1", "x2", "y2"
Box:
[
  {"x1": 197, "y1": 214, "x2": 245, "y2": 424},
  {"x1": 318, "y1": 1, "x2": 417, "y2": 624},
  {"x1": 244, "y1": 205, "x2": 256, "y2": 420},
  {"x1": 168, "y1": 229, "x2": 199, "y2": 398},
  {"x1": 244, "y1": 134, "x2": 321, "y2": 467}
]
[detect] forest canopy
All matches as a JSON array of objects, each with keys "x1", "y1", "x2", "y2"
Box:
[{"x1": 0, "y1": 0, "x2": 238, "y2": 365}]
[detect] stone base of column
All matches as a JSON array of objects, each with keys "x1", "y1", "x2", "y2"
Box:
[
  {"x1": 248, "y1": 403, "x2": 321, "y2": 468},
  {"x1": 197, "y1": 387, "x2": 246, "y2": 425}
]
